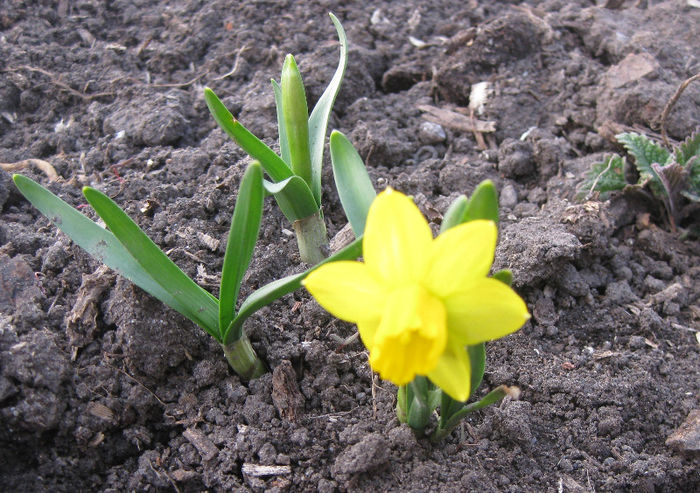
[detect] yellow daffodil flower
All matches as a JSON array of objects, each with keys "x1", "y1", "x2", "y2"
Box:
[{"x1": 303, "y1": 188, "x2": 530, "y2": 401}]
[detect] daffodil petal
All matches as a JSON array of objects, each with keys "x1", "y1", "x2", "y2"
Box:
[
  {"x1": 303, "y1": 261, "x2": 386, "y2": 323},
  {"x1": 357, "y1": 318, "x2": 379, "y2": 350},
  {"x1": 425, "y1": 220, "x2": 497, "y2": 298},
  {"x1": 444, "y1": 277, "x2": 530, "y2": 345},
  {"x1": 427, "y1": 341, "x2": 471, "y2": 402},
  {"x1": 363, "y1": 188, "x2": 432, "y2": 285}
]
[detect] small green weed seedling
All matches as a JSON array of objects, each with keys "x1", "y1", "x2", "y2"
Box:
[
  {"x1": 13, "y1": 167, "x2": 362, "y2": 380},
  {"x1": 582, "y1": 131, "x2": 700, "y2": 230},
  {"x1": 205, "y1": 13, "x2": 348, "y2": 264},
  {"x1": 304, "y1": 180, "x2": 530, "y2": 441}
]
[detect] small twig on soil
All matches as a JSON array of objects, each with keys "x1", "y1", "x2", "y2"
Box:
[
  {"x1": 371, "y1": 359, "x2": 379, "y2": 420},
  {"x1": 658, "y1": 72, "x2": 700, "y2": 148},
  {"x1": 5, "y1": 65, "x2": 114, "y2": 100},
  {"x1": 105, "y1": 156, "x2": 136, "y2": 185},
  {"x1": 106, "y1": 361, "x2": 167, "y2": 406},
  {"x1": 213, "y1": 44, "x2": 250, "y2": 81},
  {"x1": 150, "y1": 71, "x2": 210, "y2": 88},
  {"x1": 329, "y1": 331, "x2": 359, "y2": 352},
  {"x1": 149, "y1": 461, "x2": 182, "y2": 493},
  {"x1": 0, "y1": 158, "x2": 59, "y2": 181},
  {"x1": 584, "y1": 155, "x2": 617, "y2": 200},
  {"x1": 418, "y1": 104, "x2": 497, "y2": 133},
  {"x1": 306, "y1": 407, "x2": 358, "y2": 420}
]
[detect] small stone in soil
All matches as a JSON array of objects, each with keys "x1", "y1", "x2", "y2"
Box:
[
  {"x1": 666, "y1": 410, "x2": 700, "y2": 455},
  {"x1": 332, "y1": 433, "x2": 389, "y2": 477},
  {"x1": 183, "y1": 427, "x2": 219, "y2": 461}
]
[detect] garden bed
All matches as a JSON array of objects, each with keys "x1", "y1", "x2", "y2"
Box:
[{"x1": 1, "y1": 0, "x2": 698, "y2": 491}]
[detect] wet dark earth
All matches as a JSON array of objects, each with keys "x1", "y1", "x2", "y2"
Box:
[{"x1": 1, "y1": 1, "x2": 699, "y2": 491}]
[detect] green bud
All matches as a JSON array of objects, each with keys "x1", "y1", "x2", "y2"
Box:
[
  {"x1": 281, "y1": 54, "x2": 312, "y2": 187},
  {"x1": 463, "y1": 179, "x2": 499, "y2": 224}
]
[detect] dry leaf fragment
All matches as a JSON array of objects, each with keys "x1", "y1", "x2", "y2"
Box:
[
  {"x1": 418, "y1": 105, "x2": 496, "y2": 133},
  {"x1": 604, "y1": 53, "x2": 658, "y2": 89},
  {"x1": 272, "y1": 360, "x2": 304, "y2": 421},
  {"x1": 241, "y1": 464, "x2": 292, "y2": 477},
  {"x1": 0, "y1": 159, "x2": 59, "y2": 181}
]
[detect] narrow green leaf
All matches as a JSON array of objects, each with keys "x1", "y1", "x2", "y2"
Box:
[
  {"x1": 438, "y1": 390, "x2": 465, "y2": 429},
  {"x1": 204, "y1": 87, "x2": 293, "y2": 182},
  {"x1": 13, "y1": 175, "x2": 220, "y2": 339},
  {"x1": 83, "y1": 186, "x2": 221, "y2": 340},
  {"x1": 463, "y1": 179, "x2": 499, "y2": 224},
  {"x1": 440, "y1": 195, "x2": 468, "y2": 233},
  {"x1": 271, "y1": 79, "x2": 291, "y2": 166},
  {"x1": 467, "y1": 343, "x2": 486, "y2": 398},
  {"x1": 329, "y1": 130, "x2": 376, "y2": 236},
  {"x1": 461, "y1": 385, "x2": 515, "y2": 414},
  {"x1": 308, "y1": 12, "x2": 348, "y2": 205},
  {"x1": 224, "y1": 236, "x2": 363, "y2": 344},
  {"x1": 406, "y1": 378, "x2": 431, "y2": 430},
  {"x1": 219, "y1": 162, "x2": 264, "y2": 334},
  {"x1": 427, "y1": 386, "x2": 442, "y2": 412},
  {"x1": 263, "y1": 176, "x2": 319, "y2": 223},
  {"x1": 396, "y1": 385, "x2": 408, "y2": 422},
  {"x1": 433, "y1": 385, "x2": 515, "y2": 441},
  {"x1": 281, "y1": 55, "x2": 313, "y2": 192}
]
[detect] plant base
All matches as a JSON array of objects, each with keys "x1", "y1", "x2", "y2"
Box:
[
  {"x1": 293, "y1": 210, "x2": 328, "y2": 264},
  {"x1": 222, "y1": 334, "x2": 267, "y2": 380}
]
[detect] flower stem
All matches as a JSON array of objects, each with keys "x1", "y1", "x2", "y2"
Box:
[
  {"x1": 222, "y1": 333, "x2": 267, "y2": 380},
  {"x1": 396, "y1": 378, "x2": 431, "y2": 433},
  {"x1": 293, "y1": 210, "x2": 328, "y2": 264},
  {"x1": 397, "y1": 385, "x2": 408, "y2": 423}
]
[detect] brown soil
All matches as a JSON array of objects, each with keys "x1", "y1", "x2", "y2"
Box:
[{"x1": 1, "y1": 1, "x2": 698, "y2": 491}]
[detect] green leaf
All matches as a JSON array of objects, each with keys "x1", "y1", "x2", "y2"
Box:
[
  {"x1": 463, "y1": 179, "x2": 499, "y2": 224},
  {"x1": 271, "y1": 79, "x2": 291, "y2": 166},
  {"x1": 281, "y1": 55, "x2": 313, "y2": 192},
  {"x1": 308, "y1": 12, "x2": 348, "y2": 205},
  {"x1": 204, "y1": 87, "x2": 293, "y2": 182},
  {"x1": 492, "y1": 269, "x2": 513, "y2": 286},
  {"x1": 580, "y1": 155, "x2": 627, "y2": 199},
  {"x1": 406, "y1": 377, "x2": 431, "y2": 430},
  {"x1": 13, "y1": 175, "x2": 220, "y2": 339},
  {"x1": 82, "y1": 186, "x2": 221, "y2": 340},
  {"x1": 461, "y1": 385, "x2": 515, "y2": 414},
  {"x1": 225, "y1": 236, "x2": 363, "y2": 344},
  {"x1": 329, "y1": 130, "x2": 376, "y2": 236},
  {"x1": 433, "y1": 385, "x2": 516, "y2": 442},
  {"x1": 440, "y1": 195, "x2": 468, "y2": 233},
  {"x1": 427, "y1": 385, "x2": 442, "y2": 412},
  {"x1": 219, "y1": 162, "x2": 264, "y2": 334},
  {"x1": 438, "y1": 389, "x2": 465, "y2": 428},
  {"x1": 396, "y1": 385, "x2": 408, "y2": 422},
  {"x1": 688, "y1": 156, "x2": 700, "y2": 195},
  {"x1": 467, "y1": 343, "x2": 486, "y2": 398},
  {"x1": 674, "y1": 131, "x2": 700, "y2": 166},
  {"x1": 616, "y1": 132, "x2": 669, "y2": 186},
  {"x1": 263, "y1": 176, "x2": 319, "y2": 223}
]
